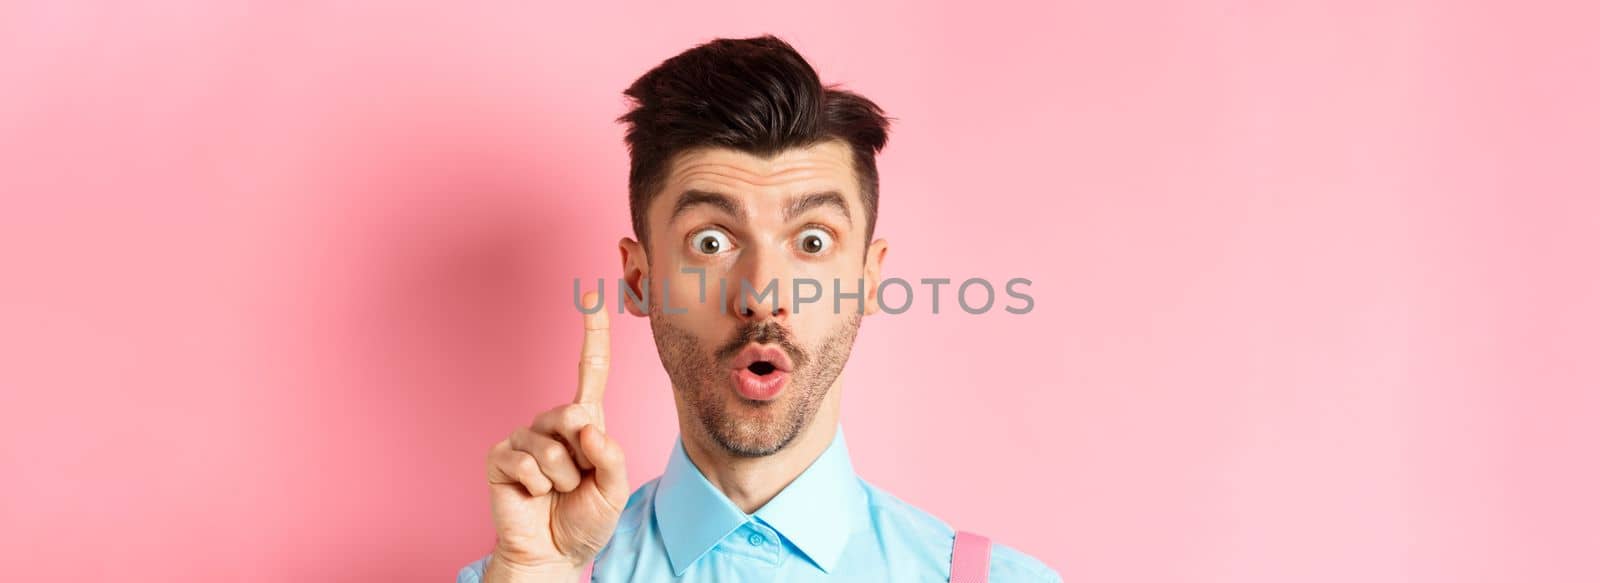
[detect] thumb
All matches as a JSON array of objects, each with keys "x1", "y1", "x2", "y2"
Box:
[{"x1": 579, "y1": 424, "x2": 628, "y2": 510}]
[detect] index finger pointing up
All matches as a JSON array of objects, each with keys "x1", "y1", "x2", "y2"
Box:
[{"x1": 575, "y1": 290, "x2": 610, "y2": 406}]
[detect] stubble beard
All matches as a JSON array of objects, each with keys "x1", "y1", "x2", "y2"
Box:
[{"x1": 649, "y1": 304, "x2": 862, "y2": 458}]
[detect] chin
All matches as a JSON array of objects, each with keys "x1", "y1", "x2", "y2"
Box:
[
  {"x1": 717, "y1": 436, "x2": 790, "y2": 458},
  {"x1": 709, "y1": 415, "x2": 795, "y2": 458}
]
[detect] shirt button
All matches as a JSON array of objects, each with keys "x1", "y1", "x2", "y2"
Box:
[{"x1": 747, "y1": 532, "x2": 766, "y2": 546}]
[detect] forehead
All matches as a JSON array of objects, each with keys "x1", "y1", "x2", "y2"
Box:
[{"x1": 654, "y1": 140, "x2": 859, "y2": 214}]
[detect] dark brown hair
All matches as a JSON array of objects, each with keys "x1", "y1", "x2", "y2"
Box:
[{"x1": 618, "y1": 35, "x2": 892, "y2": 248}]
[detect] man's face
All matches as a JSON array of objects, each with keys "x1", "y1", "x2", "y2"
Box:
[{"x1": 620, "y1": 139, "x2": 888, "y2": 457}]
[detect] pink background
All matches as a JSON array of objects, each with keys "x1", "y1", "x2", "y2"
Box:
[{"x1": 2, "y1": 1, "x2": 1597, "y2": 581}]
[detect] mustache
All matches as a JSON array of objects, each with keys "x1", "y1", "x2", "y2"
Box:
[{"x1": 714, "y1": 320, "x2": 808, "y2": 369}]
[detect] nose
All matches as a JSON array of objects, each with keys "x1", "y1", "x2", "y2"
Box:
[
  {"x1": 728, "y1": 244, "x2": 790, "y2": 323},
  {"x1": 735, "y1": 297, "x2": 786, "y2": 322}
]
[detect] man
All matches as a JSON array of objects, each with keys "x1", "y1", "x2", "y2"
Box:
[{"x1": 457, "y1": 35, "x2": 1060, "y2": 582}]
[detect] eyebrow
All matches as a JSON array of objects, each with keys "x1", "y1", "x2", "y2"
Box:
[
  {"x1": 668, "y1": 189, "x2": 853, "y2": 226},
  {"x1": 670, "y1": 190, "x2": 745, "y2": 225},
  {"x1": 784, "y1": 191, "x2": 852, "y2": 225}
]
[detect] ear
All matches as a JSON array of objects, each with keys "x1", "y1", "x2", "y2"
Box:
[
  {"x1": 618, "y1": 237, "x2": 650, "y2": 317},
  {"x1": 862, "y1": 238, "x2": 890, "y2": 316}
]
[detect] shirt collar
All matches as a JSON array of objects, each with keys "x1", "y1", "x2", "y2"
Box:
[{"x1": 653, "y1": 424, "x2": 866, "y2": 575}]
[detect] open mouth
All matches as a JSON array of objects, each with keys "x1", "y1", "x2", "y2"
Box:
[
  {"x1": 729, "y1": 343, "x2": 794, "y2": 374},
  {"x1": 730, "y1": 344, "x2": 793, "y2": 401}
]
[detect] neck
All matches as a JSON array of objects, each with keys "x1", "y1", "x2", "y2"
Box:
[{"x1": 679, "y1": 377, "x2": 843, "y2": 514}]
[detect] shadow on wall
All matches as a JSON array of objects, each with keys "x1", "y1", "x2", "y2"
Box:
[{"x1": 260, "y1": 115, "x2": 607, "y2": 581}]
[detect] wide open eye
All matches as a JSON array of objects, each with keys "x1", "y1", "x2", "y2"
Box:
[
  {"x1": 689, "y1": 228, "x2": 733, "y2": 255},
  {"x1": 796, "y1": 227, "x2": 833, "y2": 255}
]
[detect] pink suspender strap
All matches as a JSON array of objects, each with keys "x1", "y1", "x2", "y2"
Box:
[{"x1": 950, "y1": 530, "x2": 992, "y2": 583}]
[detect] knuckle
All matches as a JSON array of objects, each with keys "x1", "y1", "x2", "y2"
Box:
[
  {"x1": 539, "y1": 441, "x2": 568, "y2": 464},
  {"x1": 559, "y1": 403, "x2": 582, "y2": 423},
  {"x1": 556, "y1": 404, "x2": 589, "y2": 429},
  {"x1": 532, "y1": 407, "x2": 559, "y2": 430},
  {"x1": 515, "y1": 454, "x2": 540, "y2": 477}
]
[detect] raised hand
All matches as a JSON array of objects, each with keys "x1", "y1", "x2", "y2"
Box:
[{"x1": 483, "y1": 291, "x2": 628, "y2": 582}]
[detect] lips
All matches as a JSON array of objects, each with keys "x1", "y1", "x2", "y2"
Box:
[
  {"x1": 729, "y1": 344, "x2": 794, "y2": 373},
  {"x1": 729, "y1": 344, "x2": 794, "y2": 401}
]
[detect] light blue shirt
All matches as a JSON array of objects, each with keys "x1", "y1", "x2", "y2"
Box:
[{"x1": 457, "y1": 425, "x2": 1060, "y2": 581}]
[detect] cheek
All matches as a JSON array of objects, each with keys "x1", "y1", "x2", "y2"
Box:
[
  {"x1": 648, "y1": 260, "x2": 729, "y2": 322},
  {"x1": 806, "y1": 262, "x2": 867, "y2": 305},
  {"x1": 657, "y1": 251, "x2": 866, "y2": 314},
  {"x1": 790, "y1": 268, "x2": 865, "y2": 329}
]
